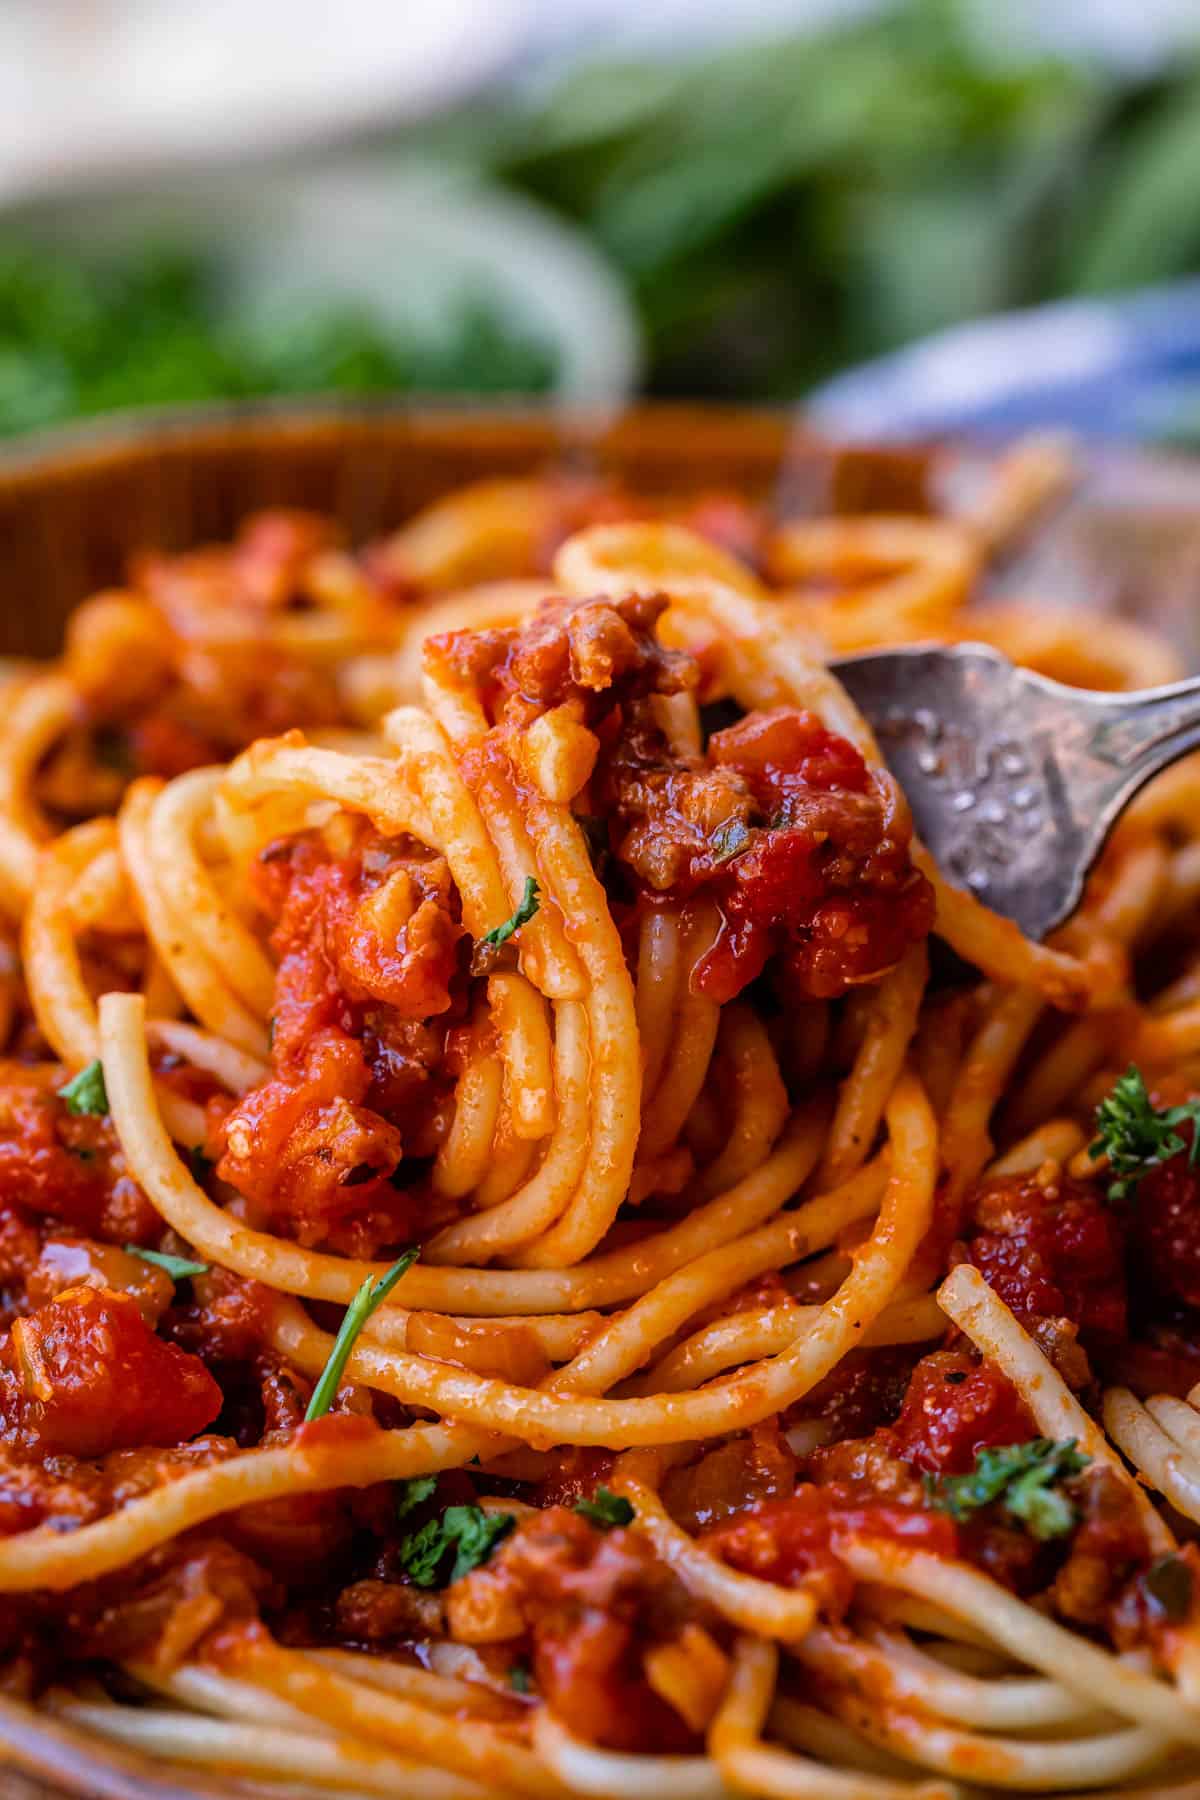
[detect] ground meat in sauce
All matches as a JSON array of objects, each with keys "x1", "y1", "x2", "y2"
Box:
[
  {"x1": 1049, "y1": 1466, "x2": 1152, "y2": 1632},
  {"x1": 785, "y1": 1345, "x2": 925, "y2": 1446},
  {"x1": 431, "y1": 594, "x2": 933, "y2": 1001},
  {"x1": 531, "y1": 1447, "x2": 618, "y2": 1511},
  {"x1": 450, "y1": 1507, "x2": 700, "y2": 1753},
  {"x1": 0, "y1": 1534, "x2": 273, "y2": 1684},
  {"x1": 214, "y1": 824, "x2": 468, "y2": 1256},
  {"x1": 702, "y1": 1483, "x2": 956, "y2": 1619},
  {"x1": 661, "y1": 1423, "x2": 798, "y2": 1533},
  {"x1": 3, "y1": 555, "x2": 1196, "y2": 1726},
  {"x1": 693, "y1": 709, "x2": 934, "y2": 1001},
  {"x1": 430, "y1": 591, "x2": 691, "y2": 732},
  {"x1": 597, "y1": 691, "x2": 934, "y2": 1003},
  {"x1": 63, "y1": 512, "x2": 364, "y2": 794},
  {"x1": 0, "y1": 1067, "x2": 161, "y2": 1250}
]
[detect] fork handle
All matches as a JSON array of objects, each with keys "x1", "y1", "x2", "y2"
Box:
[{"x1": 1094, "y1": 674, "x2": 1200, "y2": 792}]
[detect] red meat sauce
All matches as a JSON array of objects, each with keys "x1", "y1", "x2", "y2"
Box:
[
  {"x1": 0, "y1": 1054, "x2": 357, "y2": 1561},
  {"x1": 959, "y1": 1169, "x2": 1128, "y2": 1345},
  {"x1": 0, "y1": 1063, "x2": 161, "y2": 1264},
  {"x1": 0, "y1": 1049, "x2": 237, "y2": 1324},
  {"x1": 704, "y1": 1481, "x2": 956, "y2": 1619},
  {"x1": 704, "y1": 1444, "x2": 1160, "y2": 1643},
  {"x1": 447, "y1": 1505, "x2": 700, "y2": 1752},
  {"x1": 213, "y1": 817, "x2": 477, "y2": 1257},
  {"x1": 428, "y1": 592, "x2": 933, "y2": 1002},
  {"x1": 921, "y1": 1154, "x2": 1200, "y2": 1396},
  {"x1": 905, "y1": 1166, "x2": 1132, "y2": 1403},
  {"x1": 65, "y1": 511, "x2": 376, "y2": 793},
  {"x1": 1088, "y1": 1138, "x2": 1200, "y2": 1395},
  {"x1": 696, "y1": 1367, "x2": 1159, "y2": 1636},
  {"x1": 1071, "y1": 1098, "x2": 1200, "y2": 1392},
  {"x1": 0, "y1": 1536, "x2": 273, "y2": 1694},
  {"x1": 691, "y1": 1358, "x2": 1027, "y2": 1612},
  {"x1": 0, "y1": 1259, "x2": 297, "y2": 1505},
  {"x1": 0, "y1": 1287, "x2": 218, "y2": 1459},
  {"x1": 1126, "y1": 1124, "x2": 1200, "y2": 1312},
  {"x1": 877, "y1": 1349, "x2": 1036, "y2": 1475},
  {"x1": 0, "y1": 1284, "x2": 411, "y2": 1682}
]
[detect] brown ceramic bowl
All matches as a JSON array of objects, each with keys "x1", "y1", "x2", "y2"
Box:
[{"x1": 1, "y1": 400, "x2": 1200, "y2": 1800}]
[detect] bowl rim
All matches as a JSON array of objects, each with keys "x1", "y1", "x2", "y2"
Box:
[{"x1": 0, "y1": 393, "x2": 797, "y2": 466}]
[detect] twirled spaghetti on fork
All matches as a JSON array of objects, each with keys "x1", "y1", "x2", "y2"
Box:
[{"x1": 0, "y1": 447, "x2": 1199, "y2": 1799}]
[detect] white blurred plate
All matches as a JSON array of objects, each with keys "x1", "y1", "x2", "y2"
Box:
[{"x1": 0, "y1": 0, "x2": 530, "y2": 205}]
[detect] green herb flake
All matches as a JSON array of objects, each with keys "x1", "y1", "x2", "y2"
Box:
[
  {"x1": 1146, "y1": 1553, "x2": 1194, "y2": 1623},
  {"x1": 509, "y1": 1662, "x2": 532, "y2": 1694},
  {"x1": 709, "y1": 818, "x2": 752, "y2": 865},
  {"x1": 58, "y1": 1059, "x2": 109, "y2": 1117},
  {"x1": 1091, "y1": 1065, "x2": 1200, "y2": 1201},
  {"x1": 573, "y1": 1486, "x2": 635, "y2": 1530},
  {"x1": 925, "y1": 1439, "x2": 1090, "y2": 1541},
  {"x1": 480, "y1": 878, "x2": 540, "y2": 950},
  {"x1": 125, "y1": 1244, "x2": 209, "y2": 1281},
  {"x1": 399, "y1": 1504, "x2": 515, "y2": 1588},
  {"x1": 396, "y1": 1475, "x2": 438, "y2": 1522},
  {"x1": 304, "y1": 1247, "x2": 419, "y2": 1423}
]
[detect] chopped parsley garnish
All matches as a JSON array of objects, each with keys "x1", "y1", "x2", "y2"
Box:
[
  {"x1": 712, "y1": 824, "x2": 752, "y2": 864},
  {"x1": 573, "y1": 1486, "x2": 635, "y2": 1530},
  {"x1": 509, "y1": 1662, "x2": 532, "y2": 1693},
  {"x1": 395, "y1": 1475, "x2": 438, "y2": 1522},
  {"x1": 58, "y1": 1058, "x2": 109, "y2": 1117},
  {"x1": 125, "y1": 1244, "x2": 209, "y2": 1281},
  {"x1": 709, "y1": 818, "x2": 752, "y2": 865},
  {"x1": 400, "y1": 1504, "x2": 515, "y2": 1587},
  {"x1": 304, "y1": 1247, "x2": 419, "y2": 1423},
  {"x1": 1092, "y1": 1066, "x2": 1200, "y2": 1201},
  {"x1": 925, "y1": 1438, "x2": 1090, "y2": 1540},
  {"x1": 480, "y1": 878, "x2": 540, "y2": 950}
]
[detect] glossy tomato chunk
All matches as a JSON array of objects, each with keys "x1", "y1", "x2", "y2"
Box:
[
  {"x1": 0, "y1": 1286, "x2": 221, "y2": 1457},
  {"x1": 704, "y1": 1482, "x2": 956, "y2": 1617},
  {"x1": 883, "y1": 1349, "x2": 1036, "y2": 1475}
]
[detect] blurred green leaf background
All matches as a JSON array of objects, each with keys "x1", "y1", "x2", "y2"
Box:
[{"x1": 2, "y1": 0, "x2": 1199, "y2": 434}]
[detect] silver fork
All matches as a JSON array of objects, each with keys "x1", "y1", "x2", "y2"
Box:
[{"x1": 831, "y1": 643, "x2": 1200, "y2": 940}]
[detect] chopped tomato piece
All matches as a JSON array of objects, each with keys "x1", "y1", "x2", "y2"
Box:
[
  {"x1": 452, "y1": 1506, "x2": 697, "y2": 1753},
  {"x1": 0, "y1": 1286, "x2": 221, "y2": 1457},
  {"x1": 704, "y1": 1483, "x2": 956, "y2": 1617},
  {"x1": 1132, "y1": 1142, "x2": 1200, "y2": 1310},
  {"x1": 883, "y1": 1349, "x2": 1036, "y2": 1475},
  {"x1": 963, "y1": 1172, "x2": 1127, "y2": 1341}
]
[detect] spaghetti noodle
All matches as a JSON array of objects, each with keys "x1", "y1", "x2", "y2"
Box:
[{"x1": 0, "y1": 447, "x2": 1197, "y2": 1797}]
